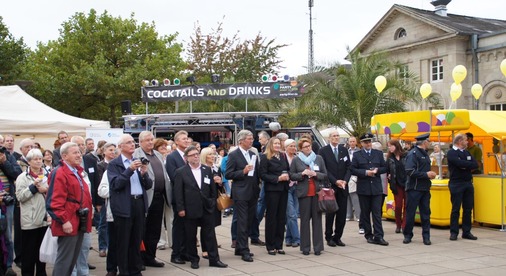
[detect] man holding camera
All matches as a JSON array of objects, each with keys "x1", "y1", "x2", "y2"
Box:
[
  {"x1": 133, "y1": 131, "x2": 172, "y2": 268},
  {"x1": 108, "y1": 134, "x2": 152, "y2": 276},
  {"x1": 46, "y1": 142, "x2": 93, "y2": 276}
]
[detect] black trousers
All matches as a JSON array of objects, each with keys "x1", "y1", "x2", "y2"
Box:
[
  {"x1": 234, "y1": 198, "x2": 257, "y2": 256},
  {"x1": 450, "y1": 182, "x2": 474, "y2": 235},
  {"x1": 142, "y1": 192, "x2": 164, "y2": 263},
  {"x1": 325, "y1": 187, "x2": 348, "y2": 242},
  {"x1": 14, "y1": 204, "x2": 22, "y2": 265},
  {"x1": 114, "y1": 197, "x2": 145, "y2": 276},
  {"x1": 171, "y1": 203, "x2": 186, "y2": 259},
  {"x1": 106, "y1": 222, "x2": 117, "y2": 273},
  {"x1": 21, "y1": 227, "x2": 47, "y2": 276},
  {"x1": 403, "y1": 190, "x2": 431, "y2": 240},
  {"x1": 265, "y1": 190, "x2": 288, "y2": 251},
  {"x1": 358, "y1": 194, "x2": 384, "y2": 240},
  {"x1": 184, "y1": 214, "x2": 219, "y2": 264}
]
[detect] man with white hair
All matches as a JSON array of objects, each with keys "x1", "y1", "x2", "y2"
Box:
[
  {"x1": 134, "y1": 131, "x2": 172, "y2": 268},
  {"x1": 17, "y1": 138, "x2": 35, "y2": 171},
  {"x1": 46, "y1": 142, "x2": 93, "y2": 276}
]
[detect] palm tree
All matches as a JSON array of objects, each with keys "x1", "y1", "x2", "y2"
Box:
[{"x1": 285, "y1": 49, "x2": 435, "y2": 138}]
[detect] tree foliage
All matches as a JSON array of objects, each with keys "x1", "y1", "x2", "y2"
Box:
[
  {"x1": 0, "y1": 16, "x2": 28, "y2": 85},
  {"x1": 22, "y1": 10, "x2": 186, "y2": 126},
  {"x1": 182, "y1": 21, "x2": 289, "y2": 113},
  {"x1": 286, "y1": 50, "x2": 428, "y2": 138}
]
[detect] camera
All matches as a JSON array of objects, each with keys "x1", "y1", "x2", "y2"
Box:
[
  {"x1": 140, "y1": 157, "x2": 150, "y2": 165},
  {"x1": 2, "y1": 195, "x2": 14, "y2": 206},
  {"x1": 77, "y1": 208, "x2": 89, "y2": 232},
  {"x1": 0, "y1": 147, "x2": 6, "y2": 154}
]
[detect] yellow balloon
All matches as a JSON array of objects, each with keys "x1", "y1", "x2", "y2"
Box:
[
  {"x1": 471, "y1": 83, "x2": 483, "y2": 100},
  {"x1": 452, "y1": 65, "x2": 467, "y2": 85},
  {"x1": 375, "y1": 76, "x2": 387, "y2": 93},
  {"x1": 450, "y1": 83, "x2": 462, "y2": 101},
  {"x1": 501, "y1": 59, "x2": 506, "y2": 77},
  {"x1": 420, "y1": 83, "x2": 432, "y2": 99}
]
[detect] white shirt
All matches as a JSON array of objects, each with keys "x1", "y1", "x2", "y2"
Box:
[{"x1": 190, "y1": 165, "x2": 202, "y2": 189}]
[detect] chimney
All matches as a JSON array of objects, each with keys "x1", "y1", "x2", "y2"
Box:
[{"x1": 430, "y1": 0, "x2": 451, "y2": 16}]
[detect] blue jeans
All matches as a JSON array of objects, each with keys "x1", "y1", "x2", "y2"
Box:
[
  {"x1": 71, "y1": 232, "x2": 90, "y2": 276},
  {"x1": 285, "y1": 186, "x2": 300, "y2": 244},
  {"x1": 5, "y1": 204, "x2": 14, "y2": 268},
  {"x1": 97, "y1": 206, "x2": 108, "y2": 251},
  {"x1": 223, "y1": 181, "x2": 231, "y2": 195}
]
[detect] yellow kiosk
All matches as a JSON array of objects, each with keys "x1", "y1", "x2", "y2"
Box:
[{"x1": 371, "y1": 109, "x2": 506, "y2": 228}]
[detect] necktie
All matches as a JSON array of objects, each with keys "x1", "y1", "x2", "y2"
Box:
[
  {"x1": 333, "y1": 147, "x2": 339, "y2": 161},
  {"x1": 367, "y1": 150, "x2": 371, "y2": 157}
]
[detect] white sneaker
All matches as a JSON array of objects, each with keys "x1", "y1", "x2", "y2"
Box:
[{"x1": 358, "y1": 228, "x2": 365, "y2": 234}]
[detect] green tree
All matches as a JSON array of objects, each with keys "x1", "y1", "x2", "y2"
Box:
[
  {"x1": 183, "y1": 21, "x2": 288, "y2": 113},
  {"x1": 0, "y1": 16, "x2": 28, "y2": 85},
  {"x1": 23, "y1": 9, "x2": 186, "y2": 126},
  {"x1": 287, "y1": 50, "x2": 432, "y2": 137}
]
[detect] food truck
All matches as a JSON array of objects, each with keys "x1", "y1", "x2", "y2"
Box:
[{"x1": 371, "y1": 109, "x2": 506, "y2": 228}]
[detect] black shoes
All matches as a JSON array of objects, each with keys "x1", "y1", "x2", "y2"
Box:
[
  {"x1": 277, "y1": 249, "x2": 285, "y2": 255},
  {"x1": 302, "y1": 251, "x2": 309, "y2": 255},
  {"x1": 170, "y1": 257, "x2": 185, "y2": 264},
  {"x1": 88, "y1": 264, "x2": 96, "y2": 270},
  {"x1": 314, "y1": 251, "x2": 321, "y2": 256},
  {"x1": 241, "y1": 254, "x2": 254, "y2": 262},
  {"x1": 268, "y1": 250, "x2": 276, "y2": 255},
  {"x1": 144, "y1": 259, "x2": 165, "y2": 267},
  {"x1": 449, "y1": 234, "x2": 458, "y2": 241},
  {"x1": 367, "y1": 237, "x2": 388, "y2": 245},
  {"x1": 235, "y1": 251, "x2": 254, "y2": 256},
  {"x1": 210, "y1": 260, "x2": 228, "y2": 268},
  {"x1": 191, "y1": 262, "x2": 199, "y2": 269},
  {"x1": 327, "y1": 240, "x2": 337, "y2": 247},
  {"x1": 336, "y1": 240, "x2": 346, "y2": 247},
  {"x1": 403, "y1": 238, "x2": 411, "y2": 244},
  {"x1": 395, "y1": 227, "x2": 401, "y2": 233},
  {"x1": 462, "y1": 233, "x2": 478, "y2": 240},
  {"x1": 423, "y1": 239, "x2": 432, "y2": 245},
  {"x1": 251, "y1": 239, "x2": 266, "y2": 246}
]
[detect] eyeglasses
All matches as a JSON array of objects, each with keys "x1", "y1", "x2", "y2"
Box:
[
  {"x1": 187, "y1": 153, "x2": 200, "y2": 158},
  {"x1": 301, "y1": 145, "x2": 311, "y2": 149}
]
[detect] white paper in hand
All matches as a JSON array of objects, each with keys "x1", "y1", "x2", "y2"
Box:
[{"x1": 248, "y1": 155, "x2": 257, "y2": 176}]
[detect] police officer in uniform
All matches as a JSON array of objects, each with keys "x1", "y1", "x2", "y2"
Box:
[{"x1": 403, "y1": 133, "x2": 437, "y2": 245}]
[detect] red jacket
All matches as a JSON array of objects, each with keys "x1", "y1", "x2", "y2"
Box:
[{"x1": 46, "y1": 163, "x2": 93, "y2": 236}]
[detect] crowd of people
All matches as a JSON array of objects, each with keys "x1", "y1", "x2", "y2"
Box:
[{"x1": 0, "y1": 128, "x2": 482, "y2": 275}]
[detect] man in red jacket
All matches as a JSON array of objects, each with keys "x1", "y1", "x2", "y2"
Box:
[{"x1": 46, "y1": 142, "x2": 93, "y2": 276}]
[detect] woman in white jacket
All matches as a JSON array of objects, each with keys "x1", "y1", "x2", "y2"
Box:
[{"x1": 15, "y1": 149, "x2": 49, "y2": 276}]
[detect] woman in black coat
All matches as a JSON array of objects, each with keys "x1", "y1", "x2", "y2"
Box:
[
  {"x1": 260, "y1": 137, "x2": 290, "y2": 255},
  {"x1": 386, "y1": 139, "x2": 407, "y2": 233}
]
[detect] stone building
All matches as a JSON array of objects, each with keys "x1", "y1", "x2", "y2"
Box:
[{"x1": 351, "y1": 0, "x2": 506, "y2": 110}]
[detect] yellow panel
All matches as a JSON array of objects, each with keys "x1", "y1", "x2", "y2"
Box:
[
  {"x1": 371, "y1": 111, "x2": 431, "y2": 135},
  {"x1": 431, "y1": 110, "x2": 470, "y2": 131}
]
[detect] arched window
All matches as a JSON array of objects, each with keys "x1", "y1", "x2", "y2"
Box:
[{"x1": 394, "y1": 28, "x2": 407, "y2": 40}]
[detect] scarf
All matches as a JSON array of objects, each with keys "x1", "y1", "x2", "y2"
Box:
[{"x1": 297, "y1": 151, "x2": 317, "y2": 170}]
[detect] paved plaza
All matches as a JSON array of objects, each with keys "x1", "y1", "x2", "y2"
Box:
[{"x1": 14, "y1": 216, "x2": 506, "y2": 276}]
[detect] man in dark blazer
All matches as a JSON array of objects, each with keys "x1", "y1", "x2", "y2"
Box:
[
  {"x1": 350, "y1": 133, "x2": 389, "y2": 246},
  {"x1": 318, "y1": 130, "x2": 351, "y2": 247},
  {"x1": 108, "y1": 134, "x2": 153, "y2": 276},
  {"x1": 225, "y1": 129, "x2": 260, "y2": 262},
  {"x1": 165, "y1": 130, "x2": 191, "y2": 265},
  {"x1": 174, "y1": 146, "x2": 227, "y2": 269}
]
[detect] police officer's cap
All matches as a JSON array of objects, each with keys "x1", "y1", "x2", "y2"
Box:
[
  {"x1": 360, "y1": 133, "x2": 374, "y2": 142},
  {"x1": 415, "y1": 133, "x2": 430, "y2": 141}
]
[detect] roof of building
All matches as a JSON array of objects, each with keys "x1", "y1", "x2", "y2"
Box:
[{"x1": 396, "y1": 4, "x2": 506, "y2": 36}]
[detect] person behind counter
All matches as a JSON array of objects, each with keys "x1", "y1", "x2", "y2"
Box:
[{"x1": 465, "y1": 133, "x2": 482, "y2": 174}]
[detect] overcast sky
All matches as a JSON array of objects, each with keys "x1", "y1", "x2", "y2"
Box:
[{"x1": 2, "y1": 0, "x2": 505, "y2": 76}]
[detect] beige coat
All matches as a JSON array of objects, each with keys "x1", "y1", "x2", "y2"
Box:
[{"x1": 15, "y1": 170, "x2": 49, "y2": 230}]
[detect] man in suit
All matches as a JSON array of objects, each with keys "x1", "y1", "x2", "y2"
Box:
[
  {"x1": 108, "y1": 134, "x2": 153, "y2": 276},
  {"x1": 350, "y1": 133, "x2": 389, "y2": 246},
  {"x1": 53, "y1": 131, "x2": 70, "y2": 166},
  {"x1": 165, "y1": 130, "x2": 191, "y2": 265},
  {"x1": 447, "y1": 133, "x2": 479, "y2": 241},
  {"x1": 225, "y1": 129, "x2": 260, "y2": 262},
  {"x1": 318, "y1": 130, "x2": 351, "y2": 247},
  {"x1": 134, "y1": 131, "x2": 172, "y2": 267},
  {"x1": 174, "y1": 145, "x2": 228, "y2": 269},
  {"x1": 403, "y1": 133, "x2": 437, "y2": 245}
]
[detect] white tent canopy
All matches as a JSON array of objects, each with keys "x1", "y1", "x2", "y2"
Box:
[{"x1": 0, "y1": 85, "x2": 110, "y2": 136}]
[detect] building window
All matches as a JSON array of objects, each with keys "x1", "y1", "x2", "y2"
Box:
[
  {"x1": 394, "y1": 28, "x2": 407, "y2": 40},
  {"x1": 431, "y1": 59, "x2": 444, "y2": 81},
  {"x1": 489, "y1": 104, "x2": 506, "y2": 111},
  {"x1": 397, "y1": 65, "x2": 409, "y2": 84}
]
